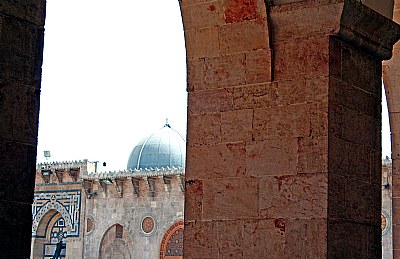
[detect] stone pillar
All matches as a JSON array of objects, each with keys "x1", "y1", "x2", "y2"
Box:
[
  {"x1": 182, "y1": 0, "x2": 400, "y2": 258},
  {"x1": 383, "y1": 0, "x2": 400, "y2": 256},
  {"x1": 0, "y1": 1, "x2": 45, "y2": 257}
]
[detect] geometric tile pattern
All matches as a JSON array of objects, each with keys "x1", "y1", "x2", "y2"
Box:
[{"x1": 32, "y1": 190, "x2": 82, "y2": 237}]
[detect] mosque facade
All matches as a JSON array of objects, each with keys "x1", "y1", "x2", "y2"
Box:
[
  {"x1": 31, "y1": 124, "x2": 185, "y2": 259},
  {"x1": 30, "y1": 123, "x2": 395, "y2": 258}
]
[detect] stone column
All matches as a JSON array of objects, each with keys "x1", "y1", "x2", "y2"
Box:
[
  {"x1": 383, "y1": 0, "x2": 400, "y2": 256},
  {"x1": 182, "y1": 0, "x2": 400, "y2": 258},
  {"x1": 0, "y1": 1, "x2": 45, "y2": 257}
]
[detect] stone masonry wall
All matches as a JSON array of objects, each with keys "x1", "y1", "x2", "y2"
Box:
[
  {"x1": 0, "y1": 1, "x2": 46, "y2": 257},
  {"x1": 83, "y1": 177, "x2": 184, "y2": 259},
  {"x1": 182, "y1": 0, "x2": 399, "y2": 258}
]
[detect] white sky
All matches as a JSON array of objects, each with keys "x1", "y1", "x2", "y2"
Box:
[
  {"x1": 37, "y1": 0, "x2": 187, "y2": 170},
  {"x1": 37, "y1": 0, "x2": 392, "y2": 170}
]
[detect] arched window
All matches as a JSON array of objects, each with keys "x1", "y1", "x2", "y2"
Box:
[{"x1": 159, "y1": 221, "x2": 184, "y2": 259}]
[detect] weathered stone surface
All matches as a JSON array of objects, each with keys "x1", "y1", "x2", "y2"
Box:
[
  {"x1": 187, "y1": 113, "x2": 221, "y2": 145},
  {"x1": 223, "y1": 0, "x2": 259, "y2": 24},
  {"x1": 253, "y1": 104, "x2": 311, "y2": 141},
  {"x1": 204, "y1": 53, "x2": 246, "y2": 89},
  {"x1": 186, "y1": 142, "x2": 246, "y2": 180},
  {"x1": 221, "y1": 109, "x2": 253, "y2": 142},
  {"x1": 181, "y1": 1, "x2": 224, "y2": 30},
  {"x1": 188, "y1": 88, "x2": 233, "y2": 115},
  {"x1": 202, "y1": 177, "x2": 258, "y2": 220},
  {"x1": 184, "y1": 220, "x2": 219, "y2": 258},
  {"x1": 219, "y1": 20, "x2": 269, "y2": 55},
  {"x1": 0, "y1": 0, "x2": 46, "y2": 25},
  {"x1": 233, "y1": 82, "x2": 277, "y2": 110},
  {"x1": 245, "y1": 49, "x2": 272, "y2": 84},
  {"x1": 185, "y1": 27, "x2": 219, "y2": 60},
  {"x1": 274, "y1": 36, "x2": 330, "y2": 80},
  {"x1": 259, "y1": 174, "x2": 328, "y2": 219},
  {"x1": 246, "y1": 138, "x2": 298, "y2": 177}
]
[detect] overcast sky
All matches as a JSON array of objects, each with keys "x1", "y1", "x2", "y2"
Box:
[
  {"x1": 37, "y1": 0, "x2": 392, "y2": 170},
  {"x1": 37, "y1": 0, "x2": 187, "y2": 170}
]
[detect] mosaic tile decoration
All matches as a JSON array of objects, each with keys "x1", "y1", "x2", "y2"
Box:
[{"x1": 32, "y1": 190, "x2": 82, "y2": 237}]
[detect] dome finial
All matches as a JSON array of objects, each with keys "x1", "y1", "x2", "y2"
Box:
[{"x1": 165, "y1": 118, "x2": 171, "y2": 128}]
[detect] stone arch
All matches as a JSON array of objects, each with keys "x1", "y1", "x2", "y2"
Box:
[
  {"x1": 99, "y1": 223, "x2": 134, "y2": 259},
  {"x1": 159, "y1": 220, "x2": 184, "y2": 259},
  {"x1": 32, "y1": 210, "x2": 67, "y2": 259},
  {"x1": 32, "y1": 200, "x2": 73, "y2": 236}
]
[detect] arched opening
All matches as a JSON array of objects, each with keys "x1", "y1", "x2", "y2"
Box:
[
  {"x1": 32, "y1": 210, "x2": 68, "y2": 259},
  {"x1": 99, "y1": 224, "x2": 134, "y2": 259},
  {"x1": 159, "y1": 221, "x2": 184, "y2": 259}
]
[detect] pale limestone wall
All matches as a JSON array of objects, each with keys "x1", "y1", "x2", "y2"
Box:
[
  {"x1": 382, "y1": 160, "x2": 393, "y2": 259},
  {"x1": 83, "y1": 177, "x2": 184, "y2": 259}
]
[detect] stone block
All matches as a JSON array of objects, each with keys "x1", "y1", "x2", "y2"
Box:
[
  {"x1": 274, "y1": 36, "x2": 330, "y2": 81},
  {"x1": 393, "y1": 224, "x2": 400, "y2": 254},
  {"x1": 185, "y1": 27, "x2": 219, "y2": 60},
  {"x1": 392, "y1": 198, "x2": 400, "y2": 230},
  {"x1": 187, "y1": 58, "x2": 206, "y2": 91},
  {"x1": 216, "y1": 220, "x2": 244, "y2": 258},
  {"x1": 243, "y1": 219, "x2": 285, "y2": 258},
  {"x1": 259, "y1": 173, "x2": 328, "y2": 219},
  {"x1": 328, "y1": 173, "x2": 347, "y2": 220},
  {"x1": 184, "y1": 179, "x2": 204, "y2": 221},
  {"x1": 270, "y1": 4, "x2": 342, "y2": 43},
  {"x1": 221, "y1": 109, "x2": 253, "y2": 142},
  {"x1": 181, "y1": 1, "x2": 223, "y2": 30},
  {"x1": 345, "y1": 178, "x2": 379, "y2": 224},
  {"x1": 328, "y1": 219, "x2": 380, "y2": 259},
  {"x1": 253, "y1": 103, "x2": 311, "y2": 141},
  {"x1": 276, "y1": 77, "x2": 329, "y2": 106},
  {"x1": 310, "y1": 102, "x2": 329, "y2": 137},
  {"x1": 0, "y1": 141, "x2": 36, "y2": 203},
  {"x1": 0, "y1": 201, "x2": 32, "y2": 257},
  {"x1": 245, "y1": 49, "x2": 272, "y2": 84},
  {"x1": 188, "y1": 88, "x2": 233, "y2": 115},
  {"x1": 203, "y1": 177, "x2": 258, "y2": 220},
  {"x1": 330, "y1": 103, "x2": 380, "y2": 149},
  {"x1": 246, "y1": 138, "x2": 297, "y2": 177},
  {"x1": 0, "y1": 0, "x2": 46, "y2": 25},
  {"x1": 180, "y1": 0, "x2": 216, "y2": 7},
  {"x1": 7, "y1": 84, "x2": 40, "y2": 144},
  {"x1": 0, "y1": 15, "x2": 44, "y2": 84},
  {"x1": 186, "y1": 142, "x2": 246, "y2": 180},
  {"x1": 223, "y1": 0, "x2": 259, "y2": 24},
  {"x1": 204, "y1": 53, "x2": 246, "y2": 89},
  {"x1": 187, "y1": 113, "x2": 221, "y2": 145},
  {"x1": 341, "y1": 42, "x2": 382, "y2": 95},
  {"x1": 184, "y1": 220, "x2": 219, "y2": 258},
  {"x1": 297, "y1": 136, "x2": 328, "y2": 174},
  {"x1": 328, "y1": 135, "x2": 373, "y2": 180},
  {"x1": 330, "y1": 77, "x2": 380, "y2": 118},
  {"x1": 219, "y1": 20, "x2": 269, "y2": 55},
  {"x1": 284, "y1": 218, "x2": 327, "y2": 258},
  {"x1": 233, "y1": 82, "x2": 277, "y2": 110}
]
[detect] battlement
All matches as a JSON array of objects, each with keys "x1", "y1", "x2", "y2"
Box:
[
  {"x1": 83, "y1": 166, "x2": 184, "y2": 180},
  {"x1": 35, "y1": 160, "x2": 186, "y2": 198}
]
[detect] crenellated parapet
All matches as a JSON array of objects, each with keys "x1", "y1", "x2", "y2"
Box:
[
  {"x1": 81, "y1": 167, "x2": 185, "y2": 199},
  {"x1": 35, "y1": 160, "x2": 185, "y2": 198},
  {"x1": 36, "y1": 159, "x2": 97, "y2": 184}
]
